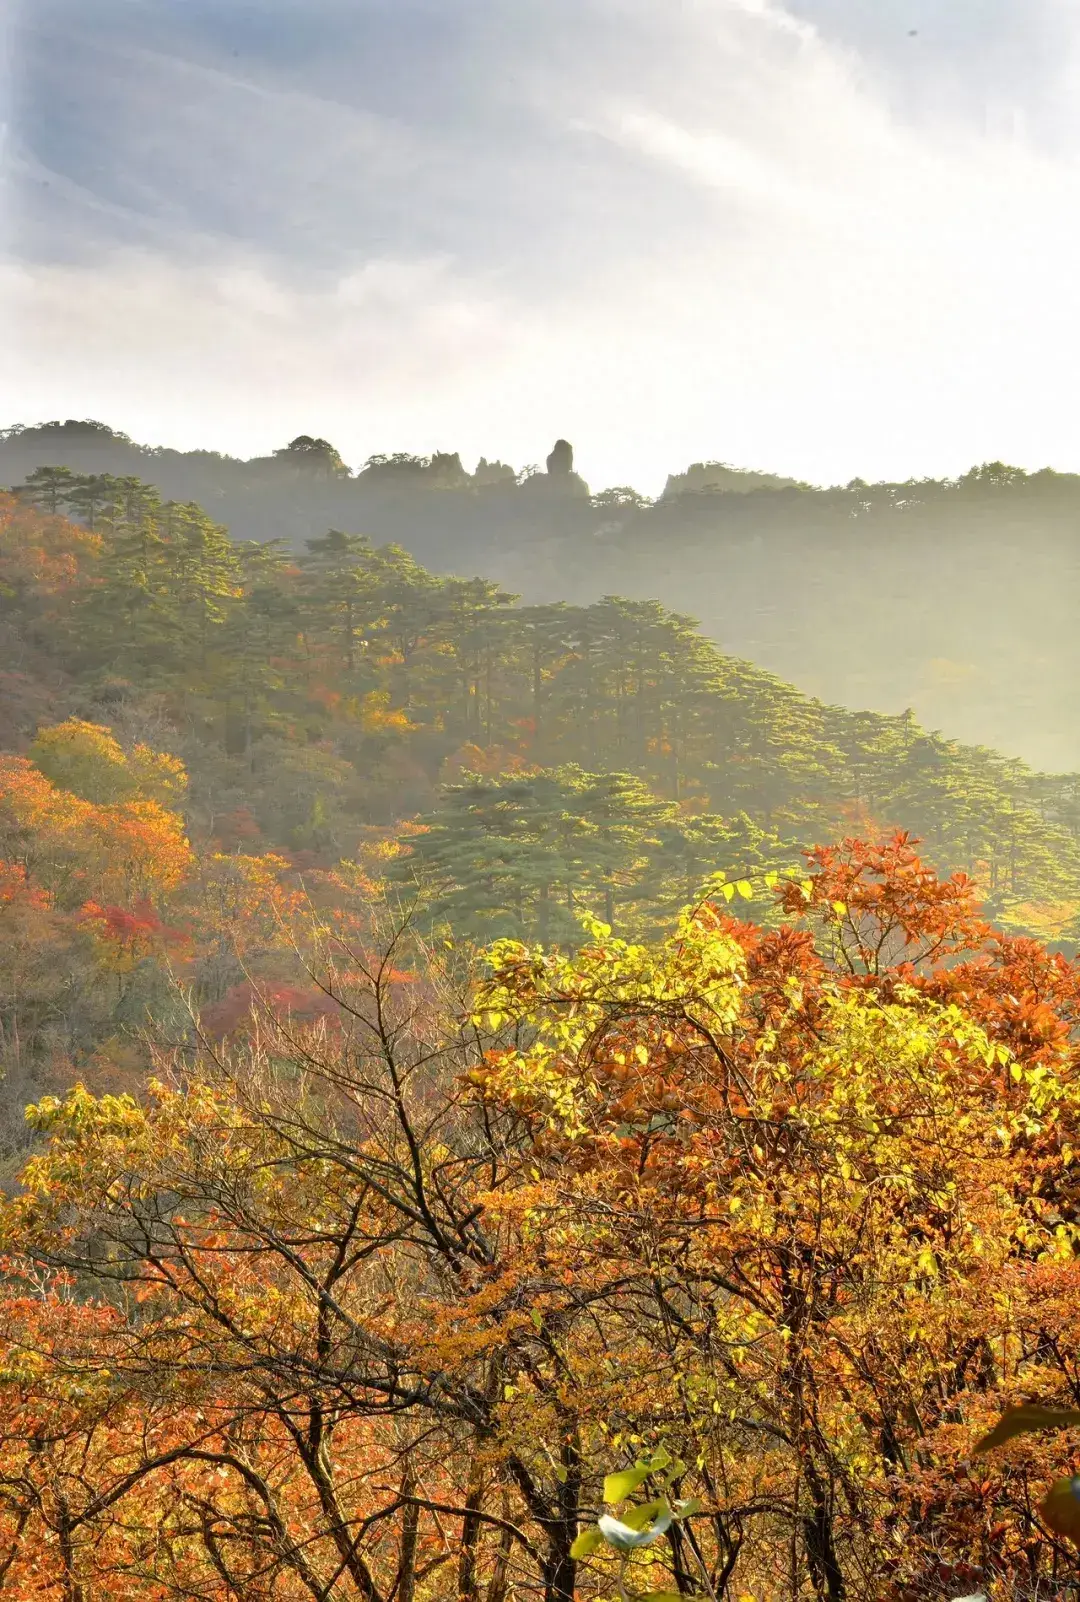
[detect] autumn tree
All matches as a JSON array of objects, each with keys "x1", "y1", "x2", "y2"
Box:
[
  {"x1": 0, "y1": 923, "x2": 591, "y2": 1602},
  {"x1": 469, "y1": 845, "x2": 1080, "y2": 1599},
  {"x1": 5, "y1": 844, "x2": 1080, "y2": 1597},
  {"x1": 29, "y1": 718, "x2": 187, "y2": 809}
]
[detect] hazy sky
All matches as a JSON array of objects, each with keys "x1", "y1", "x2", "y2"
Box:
[{"x1": 2, "y1": 0, "x2": 1079, "y2": 493}]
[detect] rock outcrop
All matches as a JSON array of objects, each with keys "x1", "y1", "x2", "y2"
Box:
[{"x1": 540, "y1": 438, "x2": 588, "y2": 497}]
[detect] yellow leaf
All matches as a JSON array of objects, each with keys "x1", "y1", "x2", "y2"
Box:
[
  {"x1": 604, "y1": 1466, "x2": 652, "y2": 1502},
  {"x1": 1042, "y1": 1476, "x2": 1080, "y2": 1544}
]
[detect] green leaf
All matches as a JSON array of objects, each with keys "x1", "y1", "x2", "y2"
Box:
[
  {"x1": 637, "y1": 1592, "x2": 684, "y2": 1602},
  {"x1": 974, "y1": 1404, "x2": 1080, "y2": 1454},
  {"x1": 674, "y1": 1497, "x2": 704, "y2": 1518},
  {"x1": 721, "y1": 883, "x2": 736, "y2": 903},
  {"x1": 620, "y1": 1499, "x2": 669, "y2": 1531},
  {"x1": 640, "y1": 1445, "x2": 671, "y2": 1472},
  {"x1": 570, "y1": 1528, "x2": 605, "y2": 1560},
  {"x1": 735, "y1": 880, "x2": 753, "y2": 900},
  {"x1": 604, "y1": 1466, "x2": 652, "y2": 1503}
]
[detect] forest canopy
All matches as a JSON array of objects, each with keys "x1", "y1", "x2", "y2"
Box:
[{"x1": 5, "y1": 420, "x2": 1080, "y2": 771}]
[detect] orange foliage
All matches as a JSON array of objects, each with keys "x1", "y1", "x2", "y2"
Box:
[
  {"x1": 440, "y1": 741, "x2": 534, "y2": 781},
  {"x1": 6, "y1": 834, "x2": 1080, "y2": 1597},
  {"x1": 0, "y1": 491, "x2": 100, "y2": 602},
  {"x1": 358, "y1": 688, "x2": 418, "y2": 733},
  {"x1": 781, "y1": 828, "x2": 990, "y2": 972},
  {"x1": 0, "y1": 754, "x2": 193, "y2": 906},
  {"x1": 211, "y1": 806, "x2": 263, "y2": 852}
]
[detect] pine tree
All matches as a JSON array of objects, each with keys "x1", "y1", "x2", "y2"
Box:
[
  {"x1": 218, "y1": 541, "x2": 301, "y2": 757},
  {"x1": 301, "y1": 529, "x2": 379, "y2": 679},
  {"x1": 14, "y1": 465, "x2": 76, "y2": 514}
]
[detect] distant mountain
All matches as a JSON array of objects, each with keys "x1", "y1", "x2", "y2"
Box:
[
  {"x1": 3, "y1": 420, "x2": 1080, "y2": 770},
  {"x1": 661, "y1": 460, "x2": 803, "y2": 495}
]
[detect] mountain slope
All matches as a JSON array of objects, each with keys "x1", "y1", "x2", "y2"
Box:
[
  {"x1": 4, "y1": 421, "x2": 1078, "y2": 768},
  {"x1": 2, "y1": 473, "x2": 1079, "y2": 948}
]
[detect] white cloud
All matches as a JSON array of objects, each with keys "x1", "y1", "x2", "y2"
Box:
[
  {"x1": 3, "y1": 0, "x2": 1080, "y2": 493},
  {"x1": 0, "y1": 252, "x2": 522, "y2": 462}
]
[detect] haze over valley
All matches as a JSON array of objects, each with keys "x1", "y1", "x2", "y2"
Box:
[{"x1": 3, "y1": 419, "x2": 1078, "y2": 771}]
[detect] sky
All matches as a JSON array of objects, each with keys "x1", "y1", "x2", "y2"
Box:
[{"x1": 2, "y1": 0, "x2": 1080, "y2": 494}]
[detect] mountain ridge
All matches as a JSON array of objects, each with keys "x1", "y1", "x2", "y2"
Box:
[{"x1": 4, "y1": 420, "x2": 1080, "y2": 771}]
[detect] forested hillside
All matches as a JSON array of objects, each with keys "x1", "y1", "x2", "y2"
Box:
[
  {"x1": 2, "y1": 461, "x2": 1080, "y2": 1136},
  {"x1": 8, "y1": 450, "x2": 1080, "y2": 1597},
  {"x1": 5, "y1": 419, "x2": 1080, "y2": 769}
]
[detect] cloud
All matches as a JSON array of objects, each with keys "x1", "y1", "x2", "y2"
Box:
[
  {"x1": 0, "y1": 251, "x2": 521, "y2": 454},
  {"x1": 3, "y1": 0, "x2": 1080, "y2": 493}
]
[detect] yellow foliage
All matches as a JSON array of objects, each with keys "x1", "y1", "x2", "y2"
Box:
[
  {"x1": 29, "y1": 718, "x2": 188, "y2": 807},
  {"x1": 358, "y1": 689, "x2": 417, "y2": 733},
  {"x1": 0, "y1": 753, "x2": 193, "y2": 905}
]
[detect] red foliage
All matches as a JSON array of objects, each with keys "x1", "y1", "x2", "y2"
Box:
[
  {"x1": 211, "y1": 807, "x2": 263, "y2": 852},
  {"x1": 199, "y1": 979, "x2": 340, "y2": 1039},
  {"x1": 80, "y1": 898, "x2": 186, "y2": 947},
  {"x1": 921, "y1": 933, "x2": 1080, "y2": 1070},
  {"x1": 782, "y1": 830, "x2": 990, "y2": 974}
]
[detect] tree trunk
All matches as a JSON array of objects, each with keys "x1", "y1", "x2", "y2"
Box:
[
  {"x1": 486, "y1": 1494, "x2": 512, "y2": 1602},
  {"x1": 58, "y1": 1508, "x2": 85, "y2": 1602},
  {"x1": 458, "y1": 1462, "x2": 485, "y2": 1602},
  {"x1": 543, "y1": 1436, "x2": 581, "y2": 1602},
  {"x1": 398, "y1": 1463, "x2": 420, "y2": 1602},
  {"x1": 802, "y1": 1461, "x2": 845, "y2": 1602}
]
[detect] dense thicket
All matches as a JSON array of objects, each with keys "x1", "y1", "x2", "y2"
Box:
[{"x1": 4, "y1": 840, "x2": 1080, "y2": 1599}]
